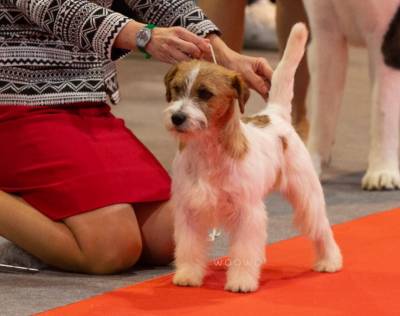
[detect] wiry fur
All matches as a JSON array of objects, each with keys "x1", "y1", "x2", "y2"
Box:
[{"x1": 164, "y1": 24, "x2": 342, "y2": 293}]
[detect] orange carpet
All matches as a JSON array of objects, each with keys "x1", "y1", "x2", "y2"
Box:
[{"x1": 38, "y1": 208, "x2": 400, "y2": 316}]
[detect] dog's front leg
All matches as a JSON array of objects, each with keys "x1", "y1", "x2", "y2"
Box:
[
  {"x1": 173, "y1": 207, "x2": 210, "y2": 287},
  {"x1": 361, "y1": 44, "x2": 400, "y2": 190},
  {"x1": 224, "y1": 202, "x2": 267, "y2": 293}
]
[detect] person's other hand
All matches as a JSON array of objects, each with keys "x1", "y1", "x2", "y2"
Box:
[
  {"x1": 207, "y1": 34, "x2": 273, "y2": 98},
  {"x1": 146, "y1": 27, "x2": 210, "y2": 64},
  {"x1": 224, "y1": 51, "x2": 272, "y2": 98}
]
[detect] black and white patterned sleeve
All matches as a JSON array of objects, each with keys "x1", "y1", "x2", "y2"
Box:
[
  {"x1": 11, "y1": 0, "x2": 131, "y2": 60},
  {"x1": 123, "y1": 0, "x2": 220, "y2": 37}
]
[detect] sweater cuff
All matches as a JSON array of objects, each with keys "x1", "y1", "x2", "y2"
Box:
[
  {"x1": 185, "y1": 19, "x2": 221, "y2": 38},
  {"x1": 92, "y1": 12, "x2": 132, "y2": 61}
]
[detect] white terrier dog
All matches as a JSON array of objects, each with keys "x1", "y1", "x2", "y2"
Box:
[
  {"x1": 304, "y1": 0, "x2": 400, "y2": 190},
  {"x1": 164, "y1": 24, "x2": 342, "y2": 293}
]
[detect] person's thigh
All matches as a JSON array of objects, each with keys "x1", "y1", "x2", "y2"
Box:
[{"x1": 63, "y1": 203, "x2": 142, "y2": 273}]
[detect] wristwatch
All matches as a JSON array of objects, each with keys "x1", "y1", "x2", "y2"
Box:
[{"x1": 136, "y1": 23, "x2": 155, "y2": 59}]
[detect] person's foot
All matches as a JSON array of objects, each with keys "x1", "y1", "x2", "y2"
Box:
[{"x1": 0, "y1": 241, "x2": 47, "y2": 270}]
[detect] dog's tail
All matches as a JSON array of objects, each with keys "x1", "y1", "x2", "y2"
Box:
[{"x1": 267, "y1": 23, "x2": 308, "y2": 121}]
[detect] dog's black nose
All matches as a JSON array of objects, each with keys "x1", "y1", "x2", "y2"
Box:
[{"x1": 171, "y1": 112, "x2": 187, "y2": 126}]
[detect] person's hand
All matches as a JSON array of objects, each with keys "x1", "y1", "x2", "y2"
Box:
[
  {"x1": 146, "y1": 27, "x2": 211, "y2": 64},
  {"x1": 223, "y1": 51, "x2": 272, "y2": 98},
  {"x1": 206, "y1": 34, "x2": 273, "y2": 98},
  {"x1": 115, "y1": 22, "x2": 211, "y2": 64}
]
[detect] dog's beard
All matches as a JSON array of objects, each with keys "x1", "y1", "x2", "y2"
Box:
[{"x1": 164, "y1": 100, "x2": 208, "y2": 138}]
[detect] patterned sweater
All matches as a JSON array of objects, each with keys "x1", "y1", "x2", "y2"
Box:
[{"x1": 0, "y1": 0, "x2": 219, "y2": 106}]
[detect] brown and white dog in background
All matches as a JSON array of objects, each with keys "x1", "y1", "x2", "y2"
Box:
[
  {"x1": 304, "y1": 0, "x2": 400, "y2": 190},
  {"x1": 163, "y1": 24, "x2": 342, "y2": 293}
]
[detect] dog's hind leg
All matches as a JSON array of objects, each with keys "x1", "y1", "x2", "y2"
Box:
[
  {"x1": 281, "y1": 134, "x2": 342, "y2": 272},
  {"x1": 303, "y1": 0, "x2": 348, "y2": 175},
  {"x1": 173, "y1": 208, "x2": 210, "y2": 287},
  {"x1": 224, "y1": 202, "x2": 267, "y2": 293},
  {"x1": 361, "y1": 39, "x2": 400, "y2": 190}
]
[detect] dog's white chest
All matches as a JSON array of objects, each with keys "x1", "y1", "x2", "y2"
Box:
[{"x1": 172, "y1": 154, "x2": 247, "y2": 220}]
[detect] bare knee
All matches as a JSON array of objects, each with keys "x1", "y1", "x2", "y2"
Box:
[
  {"x1": 83, "y1": 233, "x2": 143, "y2": 275},
  {"x1": 66, "y1": 204, "x2": 144, "y2": 274}
]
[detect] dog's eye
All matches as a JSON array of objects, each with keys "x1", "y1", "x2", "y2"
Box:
[
  {"x1": 197, "y1": 88, "x2": 214, "y2": 101},
  {"x1": 172, "y1": 85, "x2": 182, "y2": 95}
]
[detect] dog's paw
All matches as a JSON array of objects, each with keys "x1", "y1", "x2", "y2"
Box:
[
  {"x1": 314, "y1": 249, "x2": 343, "y2": 273},
  {"x1": 173, "y1": 268, "x2": 203, "y2": 287},
  {"x1": 225, "y1": 273, "x2": 259, "y2": 293},
  {"x1": 361, "y1": 168, "x2": 400, "y2": 190}
]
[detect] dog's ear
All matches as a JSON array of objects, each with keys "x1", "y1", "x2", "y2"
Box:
[
  {"x1": 164, "y1": 65, "x2": 179, "y2": 102},
  {"x1": 232, "y1": 74, "x2": 250, "y2": 114}
]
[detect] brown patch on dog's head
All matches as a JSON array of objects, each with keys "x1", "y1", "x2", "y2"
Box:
[
  {"x1": 164, "y1": 64, "x2": 179, "y2": 102},
  {"x1": 191, "y1": 62, "x2": 249, "y2": 159},
  {"x1": 242, "y1": 115, "x2": 271, "y2": 127},
  {"x1": 164, "y1": 61, "x2": 249, "y2": 159},
  {"x1": 164, "y1": 60, "x2": 250, "y2": 118}
]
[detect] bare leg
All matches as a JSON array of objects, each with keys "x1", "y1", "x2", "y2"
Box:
[
  {"x1": 276, "y1": 0, "x2": 310, "y2": 140},
  {"x1": 304, "y1": 0, "x2": 348, "y2": 175},
  {"x1": 361, "y1": 41, "x2": 400, "y2": 190},
  {"x1": 197, "y1": 0, "x2": 246, "y2": 52},
  {"x1": 0, "y1": 190, "x2": 174, "y2": 274}
]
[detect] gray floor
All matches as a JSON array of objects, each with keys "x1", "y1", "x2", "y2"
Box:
[{"x1": 1, "y1": 48, "x2": 399, "y2": 315}]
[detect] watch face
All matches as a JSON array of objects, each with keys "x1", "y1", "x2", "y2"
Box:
[{"x1": 136, "y1": 28, "x2": 151, "y2": 49}]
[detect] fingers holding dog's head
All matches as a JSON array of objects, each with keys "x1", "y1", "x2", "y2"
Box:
[{"x1": 164, "y1": 61, "x2": 199, "y2": 102}]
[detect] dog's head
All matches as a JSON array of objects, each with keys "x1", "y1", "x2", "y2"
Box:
[{"x1": 163, "y1": 60, "x2": 249, "y2": 139}]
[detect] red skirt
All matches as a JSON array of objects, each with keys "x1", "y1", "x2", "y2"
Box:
[{"x1": 0, "y1": 103, "x2": 171, "y2": 220}]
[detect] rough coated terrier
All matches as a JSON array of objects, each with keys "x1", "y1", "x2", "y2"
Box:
[{"x1": 164, "y1": 24, "x2": 342, "y2": 293}]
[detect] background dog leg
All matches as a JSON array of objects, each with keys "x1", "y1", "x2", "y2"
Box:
[
  {"x1": 173, "y1": 210, "x2": 209, "y2": 287},
  {"x1": 224, "y1": 203, "x2": 267, "y2": 293},
  {"x1": 362, "y1": 44, "x2": 400, "y2": 190},
  {"x1": 282, "y1": 135, "x2": 342, "y2": 272},
  {"x1": 304, "y1": 0, "x2": 348, "y2": 175}
]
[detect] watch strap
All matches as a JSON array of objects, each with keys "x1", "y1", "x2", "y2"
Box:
[{"x1": 139, "y1": 23, "x2": 156, "y2": 59}]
